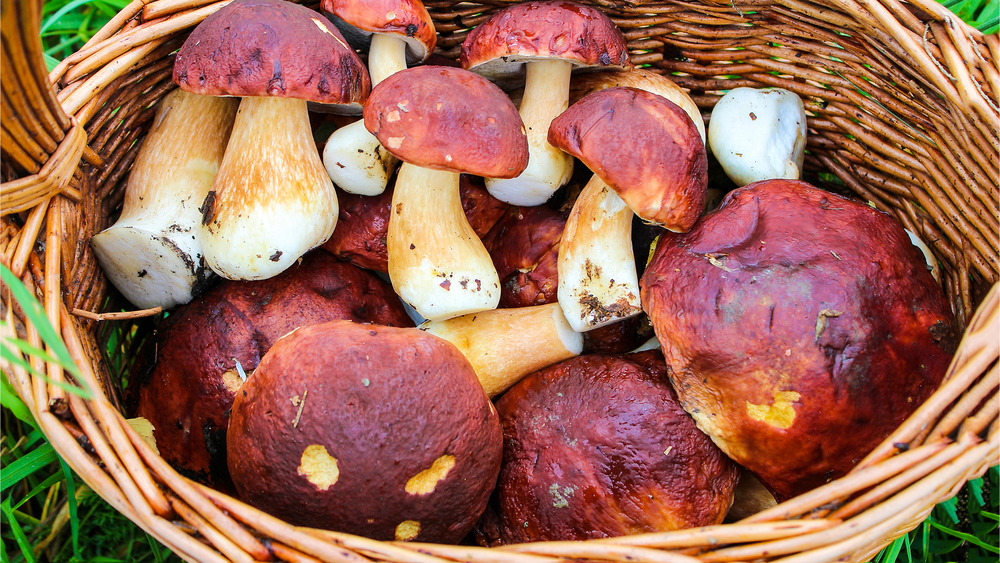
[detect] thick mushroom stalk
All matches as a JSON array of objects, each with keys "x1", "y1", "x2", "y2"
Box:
[
  {"x1": 420, "y1": 302, "x2": 583, "y2": 397},
  {"x1": 172, "y1": 0, "x2": 371, "y2": 281},
  {"x1": 557, "y1": 175, "x2": 642, "y2": 332},
  {"x1": 363, "y1": 65, "x2": 528, "y2": 322},
  {"x1": 485, "y1": 59, "x2": 574, "y2": 206},
  {"x1": 387, "y1": 164, "x2": 501, "y2": 321},
  {"x1": 91, "y1": 89, "x2": 237, "y2": 309},
  {"x1": 322, "y1": 33, "x2": 406, "y2": 196},
  {"x1": 201, "y1": 96, "x2": 338, "y2": 280},
  {"x1": 708, "y1": 87, "x2": 807, "y2": 186}
]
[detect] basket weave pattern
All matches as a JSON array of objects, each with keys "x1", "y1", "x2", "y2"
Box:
[{"x1": 1, "y1": 0, "x2": 997, "y2": 561}]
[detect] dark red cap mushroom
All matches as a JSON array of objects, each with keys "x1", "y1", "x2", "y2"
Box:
[{"x1": 640, "y1": 179, "x2": 957, "y2": 500}]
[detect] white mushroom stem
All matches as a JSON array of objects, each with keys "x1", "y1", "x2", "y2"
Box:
[
  {"x1": 485, "y1": 59, "x2": 574, "y2": 206},
  {"x1": 201, "y1": 96, "x2": 338, "y2": 281},
  {"x1": 91, "y1": 89, "x2": 237, "y2": 309},
  {"x1": 558, "y1": 174, "x2": 643, "y2": 332},
  {"x1": 707, "y1": 87, "x2": 807, "y2": 186},
  {"x1": 387, "y1": 163, "x2": 501, "y2": 321},
  {"x1": 323, "y1": 33, "x2": 406, "y2": 195},
  {"x1": 420, "y1": 302, "x2": 582, "y2": 397}
]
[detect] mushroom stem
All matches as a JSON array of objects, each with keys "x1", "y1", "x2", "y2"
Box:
[
  {"x1": 201, "y1": 95, "x2": 338, "y2": 281},
  {"x1": 388, "y1": 163, "x2": 501, "y2": 321},
  {"x1": 322, "y1": 33, "x2": 405, "y2": 195},
  {"x1": 485, "y1": 59, "x2": 574, "y2": 206},
  {"x1": 558, "y1": 174, "x2": 643, "y2": 332},
  {"x1": 91, "y1": 89, "x2": 237, "y2": 309},
  {"x1": 420, "y1": 302, "x2": 582, "y2": 397},
  {"x1": 368, "y1": 32, "x2": 408, "y2": 85}
]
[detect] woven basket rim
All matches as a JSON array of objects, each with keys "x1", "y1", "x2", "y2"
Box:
[{"x1": 2, "y1": 0, "x2": 998, "y2": 561}]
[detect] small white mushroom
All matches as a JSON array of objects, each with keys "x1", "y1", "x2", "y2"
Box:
[
  {"x1": 91, "y1": 89, "x2": 237, "y2": 309},
  {"x1": 420, "y1": 302, "x2": 583, "y2": 397},
  {"x1": 708, "y1": 87, "x2": 807, "y2": 186}
]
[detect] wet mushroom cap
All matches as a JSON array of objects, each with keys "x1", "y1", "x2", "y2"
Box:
[
  {"x1": 639, "y1": 179, "x2": 957, "y2": 500},
  {"x1": 134, "y1": 251, "x2": 413, "y2": 489},
  {"x1": 363, "y1": 65, "x2": 529, "y2": 178},
  {"x1": 172, "y1": 0, "x2": 370, "y2": 106},
  {"x1": 227, "y1": 320, "x2": 503, "y2": 542},
  {"x1": 460, "y1": 0, "x2": 631, "y2": 81},
  {"x1": 549, "y1": 87, "x2": 707, "y2": 231},
  {"x1": 477, "y1": 350, "x2": 739, "y2": 545},
  {"x1": 321, "y1": 0, "x2": 437, "y2": 62}
]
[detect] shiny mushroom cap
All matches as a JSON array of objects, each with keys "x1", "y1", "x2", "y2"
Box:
[
  {"x1": 321, "y1": 0, "x2": 437, "y2": 63},
  {"x1": 460, "y1": 0, "x2": 631, "y2": 82},
  {"x1": 363, "y1": 65, "x2": 528, "y2": 178},
  {"x1": 548, "y1": 87, "x2": 708, "y2": 232},
  {"x1": 173, "y1": 0, "x2": 370, "y2": 109}
]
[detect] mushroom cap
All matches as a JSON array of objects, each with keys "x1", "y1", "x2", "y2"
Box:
[
  {"x1": 172, "y1": 0, "x2": 370, "y2": 106},
  {"x1": 227, "y1": 320, "x2": 503, "y2": 542},
  {"x1": 639, "y1": 179, "x2": 957, "y2": 500},
  {"x1": 476, "y1": 350, "x2": 739, "y2": 545},
  {"x1": 363, "y1": 65, "x2": 528, "y2": 178},
  {"x1": 134, "y1": 251, "x2": 413, "y2": 489},
  {"x1": 321, "y1": 0, "x2": 437, "y2": 63},
  {"x1": 460, "y1": 0, "x2": 631, "y2": 81},
  {"x1": 548, "y1": 87, "x2": 708, "y2": 232}
]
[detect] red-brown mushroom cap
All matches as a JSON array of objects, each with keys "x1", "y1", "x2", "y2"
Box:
[
  {"x1": 639, "y1": 179, "x2": 957, "y2": 500},
  {"x1": 173, "y1": 0, "x2": 370, "y2": 106},
  {"x1": 227, "y1": 320, "x2": 503, "y2": 542},
  {"x1": 459, "y1": 0, "x2": 632, "y2": 80},
  {"x1": 134, "y1": 251, "x2": 414, "y2": 489},
  {"x1": 363, "y1": 65, "x2": 528, "y2": 178},
  {"x1": 549, "y1": 87, "x2": 708, "y2": 232},
  {"x1": 477, "y1": 350, "x2": 739, "y2": 544},
  {"x1": 321, "y1": 0, "x2": 437, "y2": 63}
]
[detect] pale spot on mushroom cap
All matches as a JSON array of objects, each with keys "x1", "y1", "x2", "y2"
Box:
[
  {"x1": 298, "y1": 444, "x2": 340, "y2": 490},
  {"x1": 746, "y1": 391, "x2": 801, "y2": 429},
  {"x1": 386, "y1": 137, "x2": 404, "y2": 149},
  {"x1": 311, "y1": 17, "x2": 335, "y2": 36},
  {"x1": 385, "y1": 10, "x2": 396, "y2": 20},
  {"x1": 221, "y1": 369, "x2": 244, "y2": 394},
  {"x1": 386, "y1": 109, "x2": 401, "y2": 122},
  {"x1": 405, "y1": 455, "x2": 455, "y2": 495},
  {"x1": 395, "y1": 520, "x2": 420, "y2": 541}
]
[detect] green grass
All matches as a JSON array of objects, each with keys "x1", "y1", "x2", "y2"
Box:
[{"x1": 3, "y1": 0, "x2": 998, "y2": 561}]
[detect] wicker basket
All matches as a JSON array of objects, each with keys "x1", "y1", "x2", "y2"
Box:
[{"x1": 1, "y1": 0, "x2": 997, "y2": 560}]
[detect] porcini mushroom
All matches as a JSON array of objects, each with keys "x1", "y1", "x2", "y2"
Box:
[
  {"x1": 91, "y1": 88, "x2": 237, "y2": 309},
  {"x1": 420, "y1": 302, "x2": 583, "y2": 397},
  {"x1": 172, "y1": 0, "x2": 370, "y2": 280},
  {"x1": 476, "y1": 350, "x2": 739, "y2": 544},
  {"x1": 320, "y1": 0, "x2": 437, "y2": 195},
  {"x1": 363, "y1": 65, "x2": 528, "y2": 321},
  {"x1": 707, "y1": 87, "x2": 807, "y2": 186},
  {"x1": 640, "y1": 179, "x2": 957, "y2": 500},
  {"x1": 461, "y1": 0, "x2": 631, "y2": 206},
  {"x1": 227, "y1": 320, "x2": 503, "y2": 542},
  {"x1": 135, "y1": 251, "x2": 413, "y2": 489},
  {"x1": 547, "y1": 87, "x2": 707, "y2": 331}
]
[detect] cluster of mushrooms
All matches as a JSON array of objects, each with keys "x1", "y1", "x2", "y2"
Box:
[{"x1": 95, "y1": 0, "x2": 958, "y2": 545}]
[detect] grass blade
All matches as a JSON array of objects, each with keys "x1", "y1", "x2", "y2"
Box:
[
  {"x1": 1, "y1": 498, "x2": 37, "y2": 563},
  {"x1": 1, "y1": 443, "x2": 56, "y2": 494},
  {"x1": 59, "y1": 458, "x2": 82, "y2": 559}
]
